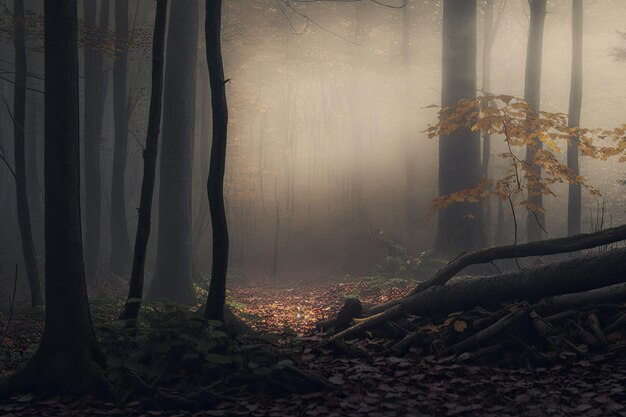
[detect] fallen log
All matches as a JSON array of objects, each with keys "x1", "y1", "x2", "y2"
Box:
[
  {"x1": 536, "y1": 282, "x2": 626, "y2": 312},
  {"x1": 364, "y1": 224, "x2": 626, "y2": 318},
  {"x1": 410, "y1": 223, "x2": 626, "y2": 296},
  {"x1": 330, "y1": 248, "x2": 626, "y2": 342}
]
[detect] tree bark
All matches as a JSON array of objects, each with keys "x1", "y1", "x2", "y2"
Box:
[
  {"x1": 524, "y1": 0, "x2": 547, "y2": 242},
  {"x1": 13, "y1": 0, "x2": 43, "y2": 307},
  {"x1": 148, "y1": 0, "x2": 199, "y2": 303},
  {"x1": 0, "y1": 0, "x2": 111, "y2": 397},
  {"x1": 109, "y1": 0, "x2": 132, "y2": 276},
  {"x1": 119, "y1": 0, "x2": 168, "y2": 322},
  {"x1": 331, "y1": 248, "x2": 626, "y2": 342},
  {"x1": 84, "y1": 0, "x2": 109, "y2": 280},
  {"x1": 567, "y1": 0, "x2": 583, "y2": 236},
  {"x1": 414, "y1": 222, "x2": 626, "y2": 295},
  {"x1": 403, "y1": 0, "x2": 419, "y2": 240},
  {"x1": 204, "y1": 0, "x2": 230, "y2": 321},
  {"x1": 434, "y1": 0, "x2": 486, "y2": 257}
]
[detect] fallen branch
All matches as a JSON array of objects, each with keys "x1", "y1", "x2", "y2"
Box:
[
  {"x1": 330, "y1": 248, "x2": 626, "y2": 342},
  {"x1": 410, "y1": 223, "x2": 626, "y2": 296},
  {"x1": 364, "y1": 224, "x2": 626, "y2": 318},
  {"x1": 443, "y1": 304, "x2": 529, "y2": 355}
]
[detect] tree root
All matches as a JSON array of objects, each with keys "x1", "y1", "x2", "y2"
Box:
[{"x1": 0, "y1": 350, "x2": 115, "y2": 400}]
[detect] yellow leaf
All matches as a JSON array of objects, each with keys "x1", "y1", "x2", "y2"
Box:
[{"x1": 454, "y1": 320, "x2": 467, "y2": 332}]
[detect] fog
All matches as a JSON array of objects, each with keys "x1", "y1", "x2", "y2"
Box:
[{"x1": 1, "y1": 0, "x2": 626, "y2": 294}]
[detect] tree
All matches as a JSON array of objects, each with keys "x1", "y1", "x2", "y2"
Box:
[
  {"x1": 120, "y1": 0, "x2": 168, "y2": 322},
  {"x1": 110, "y1": 0, "x2": 132, "y2": 276},
  {"x1": 434, "y1": 0, "x2": 486, "y2": 257},
  {"x1": 84, "y1": 0, "x2": 109, "y2": 280},
  {"x1": 204, "y1": 0, "x2": 230, "y2": 321},
  {"x1": 0, "y1": 0, "x2": 110, "y2": 397},
  {"x1": 480, "y1": 0, "x2": 506, "y2": 238},
  {"x1": 524, "y1": 0, "x2": 547, "y2": 242},
  {"x1": 12, "y1": 0, "x2": 43, "y2": 307},
  {"x1": 567, "y1": 0, "x2": 583, "y2": 236},
  {"x1": 148, "y1": 0, "x2": 199, "y2": 303},
  {"x1": 403, "y1": 0, "x2": 419, "y2": 240}
]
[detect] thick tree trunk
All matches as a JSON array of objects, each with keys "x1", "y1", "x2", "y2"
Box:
[
  {"x1": 84, "y1": 0, "x2": 109, "y2": 281},
  {"x1": 0, "y1": 0, "x2": 111, "y2": 397},
  {"x1": 524, "y1": 0, "x2": 547, "y2": 242},
  {"x1": 434, "y1": 0, "x2": 485, "y2": 257},
  {"x1": 567, "y1": 0, "x2": 583, "y2": 236},
  {"x1": 204, "y1": 0, "x2": 230, "y2": 321},
  {"x1": 331, "y1": 248, "x2": 626, "y2": 342},
  {"x1": 109, "y1": 0, "x2": 132, "y2": 276},
  {"x1": 148, "y1": 0, "x2": 199, "y2": 303},
  {"x1": 119, "y1": 0, "x2": 168, "y2": 322},
  {"x1": 13, "y1": 0, "x2": 43, "y2": 307}
]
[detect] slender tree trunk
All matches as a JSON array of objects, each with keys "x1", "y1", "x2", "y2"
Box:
[
  {"x1": 524, "y1": 0, "x2": 547, "y2": 242},
  {"x1": 481, "y1": 0, "x2": 494, "y2": 236},
  {"x1": 567, "y1": 0, "x2": 583, "y2": 236},
  {"x1": 26, "y1": 94, "x2": 43, "y2": 255},
  {"x1": 434, "y1": 0, "x2": 485, "y2": 257},
  {"x1": 13, "y1": 0, "x2": 42, "y2": 307},
  {"x1": 148, "y1": 0, "x2": 199, "y2": 303},
  {"x1": 403, "y1": 0, "x2": 418, "y2": 240},
  {"x1": 204, "y1": 0, "x2": 230, "y2": 321},
  {"x1": 272, "y1": 176, "x2": 280, "y2": 276},
  {"x1": 110, "y1": 0, "x2": 132, "y2": 275},
  {"x1": 0, "y1": 0, "x2": 111, "y2": 397},
  {"x1": 84, "y1": 0, "x2": 109, "y2": 281},
  {"x1": 193, "y1": 66, "x2": 211, "y2": 272},
  {"x1": 119, "y1": 0, "x2": 168, "y2": 322}
]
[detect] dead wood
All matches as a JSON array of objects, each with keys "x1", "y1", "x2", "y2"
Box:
[
  {"x1": 331, "y1": 249, "x2": 626, "y2": 342},
  {"x1": 410, "y1": 223, "x2": 626, "y2": 296},
  {"x1": 443, "y1": 305, "x2": 529, "y2": 355}
]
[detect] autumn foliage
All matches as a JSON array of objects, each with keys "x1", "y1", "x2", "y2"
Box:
[{"x1": 427, "y1": 94, "x2": 626, "y2": 216}]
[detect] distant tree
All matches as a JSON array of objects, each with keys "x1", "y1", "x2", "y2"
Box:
[
  {"x1": 567, "y1": 0, "x2": 583, "y2": 236},
  {"x1": 0, "y1": 0, "x2": 110, "y2": 397},
  {"x1": 120, "y1": 0, "x2": 168, "y2": 322},
  {"x1": 480, "y1": 0, "x2": 506, "y2": 239},
  {"x1": 204, "y1": 0, "x2": 230, "y2": 321},
  {"x1": 612, "y1": 32, "x2": 626, "y2": 61},
  {"x1": 434, "y1": 0, "x2": 486, "y2": 257},
  {"x1": 148, "y1": 0, "x2": 199, "y2": 303},
  {"x1": 110, "y1": 0, "x2": 132, "y2": 276},
  {"x1": 12, "y1": 0, "x2": 43, "y2": 307},
  {"x1": 84, "y1": 0, "x2": 110, "y2": 280},
  {"x1": 524, "y1": 0, "x2": 547, "y2": 242}
]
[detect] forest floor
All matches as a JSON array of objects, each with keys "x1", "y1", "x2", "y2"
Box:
[{"x1": 1, "y1": 274, "x2": 626, "y2": 416}]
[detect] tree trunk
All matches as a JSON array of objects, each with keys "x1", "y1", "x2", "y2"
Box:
[
  {"x1": 148, "y1": 0, "x2": 199, "y2": 303},
  {"x1": 414, "y1": 222, "x2": 626, "y2": 295},
  {"x1": 13, "y1": 0, "x2": 43, "y2": 307},
  {"x1": 567, "y1": 0, "x2": 583, "y2": 236},
  {"x1": 481, "y1": 0, "x2": 497, "y2": 236},
  {"x1": 119, "y1": 0, "x2": 168, "y2": 322},
  {"x1": 331, "y1": 248, "x2": 626, "y2": 342},
  {"x1": 403, "y1": 0, "x2": 419, "y2": 240},
  {"x1": 524, "y1": 0, "x2": 547, "y2": 242},
  {"x1": 109, "y1": 0, "x2": 132, "y2": 276},
  {"x1": 84, "y1": 0, "x2": 109, "y2": 281},
  {"x1": 0, "y1": 0, "x2": 111, "y2": 397},
  {"x1": 434, "y1": 0, "x2": 485, "y2": 257},
  {"x1": 26, "y1": 94, "x2": 43, "y2": 257},
  {"x1": 204, "y1": 0, "x2": 230, "y2": 321}
]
